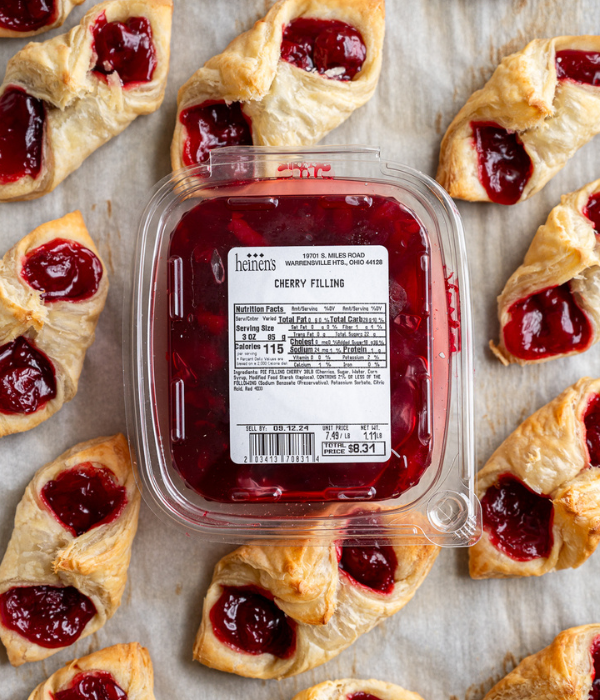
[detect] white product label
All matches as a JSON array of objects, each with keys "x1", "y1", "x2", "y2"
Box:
[{"x1": 228, "y1": 246, "x2": 391, "y2": 464}]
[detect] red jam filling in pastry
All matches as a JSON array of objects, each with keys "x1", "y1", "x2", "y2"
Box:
[
  {"x1": 0, "y1": 87, "x2": 45, "y2": 184},
  {"x1": 0, "y1": 336, "x2": 56, "y2": 414},
  {"x1": 583, "y1": 192, "x2": 600, "y2": 236},
  {"x1": 471, "y1": 122, "x2": 533, "y2": 205},
  {"x1": 502, "y1": 283, "x2": 592, "y2": 360},
  {"x1": 280, "y1": 17, "x2": 366, "y2": 80},
  {"x1": 41, "y1": 464, "x2": 127, "y2": 537},
  {"x1": 584, "y1": 394, "x2": 600, "y2": 468},
  {"x1": 589, "y1": 637, "x2": 600, "y2": 700},
  {"x1": 0, "y1": 585, "x2": 96, "y2": 647},
  {"x1": 21, "y1": 238, "x2": 103, "y2": 302},
  {"x1": 209, "y1": 585, "x2": 296, "y2": 658},
  {"x1": 168, "y1": 193, "x2": 432, "y2": 502},
  {"x1": 179, "y1": 101, "x2": 252, "y2": 167},
  {"x1": 348, "y1": 695, "x2": 383, "y2": 700},
  {"x1": 339, "y1": 542, "x2": 398, "y2": 593},
  {"x1": 54, "y1": 672, "x2": 127, "y2": 700},
  {"x1": 556, "y1": 50, "x2": 600, "y2": 86},
  {"x1": 481, "y1": 473, "x2": 554, "y2": 561},
  {"x1": 92, "y1": 13, "x2": 157, "y2": 85},
  {"x1": 0, "y1": 0, "x2": 55, "y2": 31}
]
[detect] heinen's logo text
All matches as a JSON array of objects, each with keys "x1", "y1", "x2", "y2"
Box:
[{"x1": 235, "y1": 252, "x2": 277, "y2": 272}]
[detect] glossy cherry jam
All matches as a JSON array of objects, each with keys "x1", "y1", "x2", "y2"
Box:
[
  {"x1": 210, "y1": 585, "x2": 296, "y2": 658},
  {"x1": 179, "y1": 101, "x2": 252, "y2": 167},
  {"x1": 471, "y1": 121, "x2": 532, "y2": 205},
  {"x1": 0, "y1": 336, "x2": 56, "y2": 414},
  {"x1": 0, "y1": 0, "x2": 55, "y2": 31},
  {"x1": 92, "y1": 13, "x2": 156, "y2": 85},
  {"x1": 589, "y1": 637, "x2": 600, "y2": 700},
  {"x1": 584, "y1": 394, "x2": 600, "y2": 468},
  {"x1": 280, "y1": 17, "x2": 366, "y2": 80},
  {"x1": 583, "y1": 193, "x2": 600, "y2": 236},
  {"x1": 0, "y1": 585, "x2": 96, "y2": 647},
  {"x1": 21, "y1": 238, "x2": 103, "y2": 303},
  {"x1": 168, "y1": 192, "x2": 432, "y2": 502},
  {"x1": 503, "y1": 283, "x2": 592, "y2": 360},
  {"x1": 556, "y1": 50, "x2": 600, "y2": 86},
  {"x1": 41, "y1": 463, "x2": 127, "y2": 537},
  {"x1": 55, "y1": 672, "x2": 127, "y2": 700},
  {"x1": 481, "y1": 473, "x2": 554, "y2": 561},
  {"x1": 0, "y1": 87, "x2": 45, "y2": 184},
  {"x1": 348, "y1": 694, "x2": 383, "y2": 700},
  {"x1": 339, "y1": 542, "x2": 398, "y2": 593}
]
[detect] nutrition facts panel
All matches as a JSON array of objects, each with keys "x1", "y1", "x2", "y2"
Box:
[{"x1": 228, "y1": 245, "x2": 392, "y2": 464}]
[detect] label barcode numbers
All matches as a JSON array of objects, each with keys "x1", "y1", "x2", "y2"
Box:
[{"x1": 249, "y1": 432, "x2": 316, "y2": 459}]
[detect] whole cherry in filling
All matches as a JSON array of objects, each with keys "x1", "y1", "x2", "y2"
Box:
[
  {"x1": 41, "y1": 463, "x2": 127, "y2": 537},
  {"x1": 481, "y1": 473, "x2": 554, "y2": 561},
  {"x1": 179, "y1": 101, "x2": 252, "y2": 167},
  {"x1": 0, "y1": 585, "x2": 96, "y2": 647},
  {"x1": 0, "y1": 86, "x2": 45, "y2": 184},
  {"x1": 54, "y1": 672, "x2": 127, "y2": 700},
  {"x1": 583, "y1": 193, "x2": 600, "y2": 236},
  {"x1": 589, "y1": 637, "x2": 600, "y2": 700},
  {"x1": 0, "y1": 336, "x2": 56, "y2": 414},
  {"x1": 339, "y1": 541, "x2": 398, "y2": 594},
  {"x1": 471, "y1": 121, "x2": 532, "y2": 205},
  {"x1": 584, "y1": 394, "x2": 600, "y2": 468},
  {"x1": 0, "y1": 0, "x2": 55, "y2": 32},
  {"x1": 503, "y1": 283, "x2": 592, "y2": 360},
  {"x1": 348, "y1": 695, "x2": 383, "y2": 700},
  {"x1": 210, "y1": 585, "x2": 296, "y2": 658},
  {"x1": 92, "y1": 13, "x2": 156, "y2": 85},
  {"x1": 280, "y1": 17, "x2": 366, "y2": 80},
  {"x1": 556, "y1": 50, "x2": 600, "y2": 86},
  {"x1": 21, "y1": 238, "x2": 103, "y2": 302}
]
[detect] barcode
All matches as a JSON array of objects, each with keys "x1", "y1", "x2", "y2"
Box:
[{"x1": 249, "y1": 432, "x2": 315, "y2": 459}]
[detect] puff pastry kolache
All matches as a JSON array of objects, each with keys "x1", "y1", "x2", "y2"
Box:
[
  {"x1": 0, "y1": 434, "x2": 140, "y2": 666},
  {"x1": 0, "y1": 0, "x2": 86, "y2": 38},
  {"x1": 0, "y1": 212, "x2": 108, "y2": 437},
  {"x1": 437, "y1": 36, "x2": 600, "y2": 205},
  {"x1": 292, "y1": 678, "x2": 426, "y2": 700},
  {"x1": 470, "y1": 377, "x2": 600, "y2": 579},
  {"x1": 27, "y1": 643, "x2": 155, "y2": 700},
  {"x1": 194, "y1": 541, "x2": 438, "y2": 679},
  {"x1": 171, "y1": 0, "x2": 385, "y2": 170},
  {"x1": 483, "y1": 625, "x2": 600, "y2": 700},
  {"x1": 0, "y1": 0, "x2": 172, "y2": 202},
  {"x1": 491, "y1": 179, "x2": 600, "y2": 365}
]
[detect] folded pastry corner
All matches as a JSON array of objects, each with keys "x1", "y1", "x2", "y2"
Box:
[{"x1": 292, "y1": 678, "x2": 426, "y2": 700}]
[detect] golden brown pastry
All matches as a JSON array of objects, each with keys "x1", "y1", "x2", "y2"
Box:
[
  {"x1": 27, "y1": 643, "x2": 155, "y2": 699},
  {"x1": 483, "y1": 625, "x2": 600, "y2": 700},
  {"x1": 0, "y1": 0, "x2": 172, "y2": 202},
  {"x1": 470, "y1": 377, "x2": 600, "y2": 579},
  {"x1": 0, "y1": 211, "x2": 108, "y2": 437},
  {"x1": 0, "y1": 434, "x2": 140, "y2": 666},
  {"x1": 437, "y1": 36, "x2": 600, "y2": 205},
  {"x1": 0, "y1": 0, "x2": 86, "y2": 38},
  {"x1": 171, "y1": 0, "x2": 384, "y2": 170},
  {"x1": 490, "y1": 179, "x2": 600, "y2": 365},
  {"x1": 193, "y1": 540, "x2": 438, "y2": 679},
  {"x1": 293, "y1": 679, "x2": 426, "y2": 700}
]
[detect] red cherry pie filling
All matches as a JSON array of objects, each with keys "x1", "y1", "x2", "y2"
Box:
[
  {"x1": 502, "y1": 283, "x2": 592, "y2": 360},
  {"x1": 54, "y1": 672, "x2": 127, "y2": 700},
  {"x1": 41, "y1": 464, "x2": 127, "y2": 537},
  {"x1": 21, "y1": 238, "x2": 103, "y2": 302},
  {"x1": 210, "y1": 585, "x2": 296, "y2": 658},
  {"x1": 583, "y1": 193, "x2": 600, "y2": 237},
  {"x1": 0, "y1": 585, "x2": 96, "y2": 647},
  {"x1": 471, "y1": 121, "x2": 533, "y2": 205},
  {"x1": 584, "y1": 394, "x2": 600, "y2": 468},
  {"x1": 589, "y1": 636, "x2": 600, "y2": 700},
  {"x1": 556, "y1": 50, "x2": 600, "y2": 86},
  {"x1": 179, "y1": 101, "x2": 253, "y2": 167},
  {"x1": 280, "y1": 17, "x2": 367, "y2": 80},
  {"x1": 0, "y1": 336, "x2": 56, "y2": 414},
  {"x1": 92, "y1": 12, "x2": 157, "y2": 85},
  {"x1": 0, "y1": 86, "x2": 45, "y2": 184},
  {"x1": 339, "y1": 542, "x2": 398, "y2": 594},
  {"x1": 348, "y1": 695, "x2": 383, "y2": 700},
  {"x1": 481, "y1": 473, "x2": 554, "y2": 561},
  {"x1": 0, "y1": 0, "x2": 55, "y2": 31}
]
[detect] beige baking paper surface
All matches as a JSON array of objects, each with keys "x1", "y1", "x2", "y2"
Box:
[{"x1": 1, "y1": 1, "x2": 600, "y2": 698}]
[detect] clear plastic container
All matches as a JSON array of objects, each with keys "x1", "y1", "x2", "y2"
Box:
[{"x1": 125, "y1": 146, "x2": 479, "y2": 546}]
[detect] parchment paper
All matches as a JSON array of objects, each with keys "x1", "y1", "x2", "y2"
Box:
[{"x1": 2, "y1": 1, "x2": 600, "y2": 698}]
